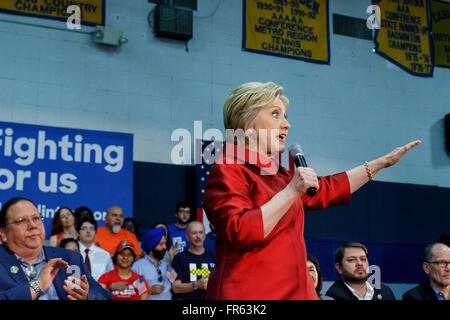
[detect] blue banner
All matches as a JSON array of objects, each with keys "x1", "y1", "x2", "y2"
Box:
[{"x1": 0, "y1": 121, "x2": 133, "y2": 239}]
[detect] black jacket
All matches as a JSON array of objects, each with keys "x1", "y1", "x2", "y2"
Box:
[
  {"x1": 325, "y1": 279, "x2": 396, "y2": 300},
  {"x1": 402, "y1": 282, "x2": 439, "y2": 300}
]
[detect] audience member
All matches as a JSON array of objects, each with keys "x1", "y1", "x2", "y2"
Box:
[
  {"x1": 73, "y1": 206, "x2": 95, "y2": 228},
  {"x1": 171, "y1": 221, "x2": 215, "y2": 300},
  {"x1": 203, "y1": 223, "x2": 216, "y2": 259},
  {"x1": 152, "y1": 222, "x2": 178, "y2": 264},
  {"x1": 326, "y1": 241, "x2": 395, "y2": 300},
  {"x1": 0, "y1": 197, "x2": 111, "y2": 300},
  {"x1": 94, "y1": 206, "x2": 143, "y2": 258},
  {"x1": 123, "y1": 217, "x2": 140, "y2": 241},
  {"x1": 132, "y1": 227, "x2": 173, "y2": 300},
  {"x1": 77, "y1": 216, "x2": 113, "y2": 281},
  {"x1": 59, "y1": 238, "x2": 80, "y2": 253},
  {"x1": 98, "y1": 241, "x2": 150, "y2": 300},
  {"x1": 403, "y1": 242, "x2": 450, "y2": 300},
  {"x1": 48, "y1": 207, "x2": 78, "y2": 247},
  {"x1": 167, "y1": 201, "x2": 191, "y2": 255},
  {"x1": 306, "y1": 253, "x2": 333, "y2": 300}
]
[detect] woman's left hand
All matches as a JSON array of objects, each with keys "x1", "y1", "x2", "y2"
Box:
[{"x1": 382, "y1": 140, "x2": 421, "y2": 168}]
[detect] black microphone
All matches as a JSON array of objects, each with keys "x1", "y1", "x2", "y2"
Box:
[{"x1": 288, "y1": 144, "x2": 317, "y2": 197}]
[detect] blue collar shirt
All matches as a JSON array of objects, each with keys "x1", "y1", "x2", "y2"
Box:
[
  {"x1": 131, "y1": 255, "x2": 172, "y2": 300},
  {"x1": 430, "y1": 283, "x2": 447, "y2": 300},
  {"x1": 15, "y1": 249, "x2": 59, "y2": 300}
]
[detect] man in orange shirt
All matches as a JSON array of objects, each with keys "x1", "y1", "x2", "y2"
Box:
[{"x1": 94, "y1": 206, "x2": 143, "y2": 259}]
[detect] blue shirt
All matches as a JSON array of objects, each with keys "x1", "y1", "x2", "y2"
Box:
[
  {"x1": 430, "y1": 283, "x2": 447, "y2": 300},
  {"x1": 131, "y1": 255, "x2": 172, "y2": 300},
  {"x1": 15, "y1": 249, "x2": 59, "y2": 300},
  {"x1": 167, "y1": 224, "x2": 189, "y2": 254}
]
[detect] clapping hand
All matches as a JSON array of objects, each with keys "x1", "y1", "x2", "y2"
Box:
[{"x1": 64, "y1": 274, "x2": 90, "y2": 300}]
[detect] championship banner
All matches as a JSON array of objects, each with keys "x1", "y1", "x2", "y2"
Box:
[
  {"x1": 243, "y1": 0, "x2": 330, "y2": 64},
  {"x1": 0, "y1": 0, "x2": 105, "y2": 26},
  {"x1": 373, "y1": 0, "x2": 433, "y2": 77},
  {"x1": 0, "y1": 121, "x2": 133, "y2": 239},
  {"x1": 430, "y1": 0, "x2": 450, "y2": 68}
]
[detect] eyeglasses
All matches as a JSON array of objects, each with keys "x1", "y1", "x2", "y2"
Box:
[
  {"x1": 427, "y1": 260, "x2": 450, "y2": 269},
  {"x1": 80, "y1": 226, "x2": 96, "y2": 232},
  {"x1": 5, "y1": 216, "x2": 43, "y2": 227},
  {"x1": 177, "y1": 209, "x2": 190, "y2": 215},
  {"x1": 157, "y1": 268, "x2": 163, "y2": 282}
]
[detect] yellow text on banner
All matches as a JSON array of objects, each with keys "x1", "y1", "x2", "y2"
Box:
[
  {"x1": 243, "y1": 0, "x2": 329, "y2": 64},
  {"x1": 374, "y1": 0, "x2": 433, "y2": 76},
  {"x1": 0, "y1": 0, "x2": 104, "y2": 26},
  {"x1": 430, "y1": 0, "x2": 450, "y2": 68}
]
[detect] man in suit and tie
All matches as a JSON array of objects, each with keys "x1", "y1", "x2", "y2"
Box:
[
  {"x1": 403, "y1": 242, "x2": 450, "y2": 300},
  {"x1": 325, "y1": 241, "x2": 396, "y2": 300},
  {"x1": 0, "y1": 197, "x2": 111, "y2": 300}
]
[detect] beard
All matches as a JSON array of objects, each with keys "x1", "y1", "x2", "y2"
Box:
[
  {"x1": 341, "y1": 269, "x2": 368, "y2": 285},
  {"x1": 112, "y1": 224, "x2": 121, "y2": 234},
  {"x1": 152, "y1": 248, "x2": 166, "y2": 261}
]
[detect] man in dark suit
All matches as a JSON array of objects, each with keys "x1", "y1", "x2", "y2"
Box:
[
  {"x1": 403, "y1": 242, "x2": 450, "y2": 300},
  {"x1": 0, "y1": 197, "x2": 112, "y2": 300},
  {"x1": 326, "y1": 241, "x2": 396, "y2": 300}
]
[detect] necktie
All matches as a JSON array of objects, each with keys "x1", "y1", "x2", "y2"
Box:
[{"x1": 85, "y1": 248, "x2": 92, "y2": 273}]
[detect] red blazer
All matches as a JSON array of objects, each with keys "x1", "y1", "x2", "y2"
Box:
[{"x1": 203, "y1": 143, "x2": 351, "y2": 300}]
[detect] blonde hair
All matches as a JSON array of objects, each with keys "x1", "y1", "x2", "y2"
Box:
[{"x1": 223, "y1": 82, "x2": 289, "y2": 131}]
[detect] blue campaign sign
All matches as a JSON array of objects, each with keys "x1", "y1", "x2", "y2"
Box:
[{"x1": 0, "y1": 121, "x2": 133, "y2": 239}]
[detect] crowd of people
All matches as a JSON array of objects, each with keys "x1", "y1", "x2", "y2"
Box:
[{"x1": 0, "y1": 196, "x2": 448, "y2": 300}]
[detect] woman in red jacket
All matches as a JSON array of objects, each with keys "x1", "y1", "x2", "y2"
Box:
[{"x1": 203, "y1": 81, "x2": 420, "y2": 300}]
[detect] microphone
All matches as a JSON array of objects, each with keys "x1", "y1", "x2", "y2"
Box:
[{"x1": 288, "y1": 144, "x2": 317, "y2": 197}]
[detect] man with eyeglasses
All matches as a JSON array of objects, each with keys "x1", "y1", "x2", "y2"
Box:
[
  {"x1": 167, "y1": 201, "x2": 192, "y2": 255},
  {"x1": 77, "y1": 216, "x2": 114, "y2": 281},
  {"x1": 0, "y1": 197, "x2": 112, "y2": 300},
  {"x1": 403, "y1": 242, "x2": 450, "y2": 300},
  {"x1": 131, "y1": 226, "x2": 173, "y2": 300}
]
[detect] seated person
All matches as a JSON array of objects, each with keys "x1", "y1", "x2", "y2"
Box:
[
  {"x1": 307, "y1": 253, "x2": 333, "y2": 300},
  {"x1": 403, "y1": 242, "x2": 450, "y2": 300},
  {"x1": 0, "y1": 197, "x2": 111, "y2": 300},
  {"x1": 326, "y1": 241, "x2": 395, "y2": 300},
  {"x1": 59, "y1": 238, "x2": 80, "y2": 253}
]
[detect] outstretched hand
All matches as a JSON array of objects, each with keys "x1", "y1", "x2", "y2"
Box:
[{"x1": 382, "y1": 140, "x2": 421, "y2": 168}]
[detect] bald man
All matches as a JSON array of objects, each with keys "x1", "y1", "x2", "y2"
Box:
[
  {"x1": 94, "y1": 206, "x2": 143, "y2": 259},
  {"x1": 171, "y1": 221, "x2": 215, "y2": 300},
  {"x1": 403, "y1": 243, "x2": 450, "y2": 300}
]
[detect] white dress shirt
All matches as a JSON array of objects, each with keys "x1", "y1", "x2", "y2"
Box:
[
  {"x1": 344, "y1": 281, "x2": 375, "y2": 300},
  {"x1": 79, "y1": 242, "x2": 114, "y2": 281}
]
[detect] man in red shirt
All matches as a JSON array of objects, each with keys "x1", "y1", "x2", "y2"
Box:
[{"x1": 94, "y1": 206, "x2": 143, "y2": 259}]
